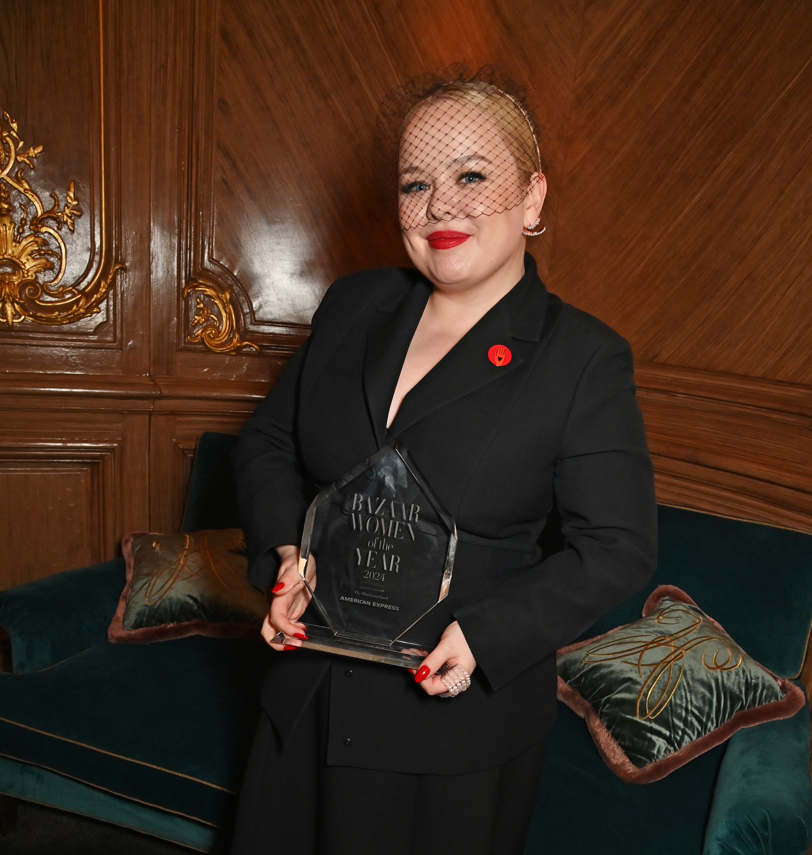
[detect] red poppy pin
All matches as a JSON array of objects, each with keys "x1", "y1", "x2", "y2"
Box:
[{"x1": 488, "y1": 344, "x2": 512, "y2": 367}]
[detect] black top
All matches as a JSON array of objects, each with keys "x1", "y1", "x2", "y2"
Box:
[{"x1": 233, "y1": 254, "x2": 657, "y2": 775}]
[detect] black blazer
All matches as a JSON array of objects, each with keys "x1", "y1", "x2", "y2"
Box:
[{"x1": 233, "y1": 254, "x2": 657, "y2": 775}]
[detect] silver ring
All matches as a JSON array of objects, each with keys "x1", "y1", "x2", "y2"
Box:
[
  {"x1": 440, "y1": 664, "x2": 471, "y2": 698},
  {"x1": 453, "y1": 665, "x2": 471, "y2": 690}
]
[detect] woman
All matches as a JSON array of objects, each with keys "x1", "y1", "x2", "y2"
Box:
[{"x1": 230, "y1": 71, "x2": 657, "y2": 855}]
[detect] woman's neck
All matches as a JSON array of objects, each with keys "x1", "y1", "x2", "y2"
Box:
[
  {"x1": 385, "y1": 260, "x2": 526, "y2": 429},
  {"x1": 424, "y1": 253, "x2": 525, "y2": 331}
]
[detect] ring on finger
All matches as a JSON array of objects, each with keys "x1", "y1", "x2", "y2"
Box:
[{"x1": 440, "y1": 663, "x2": 471, "y2": 698}]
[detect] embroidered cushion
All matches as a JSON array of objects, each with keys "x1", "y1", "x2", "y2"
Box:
[
  {"x1": 556, "y1": 585, "x2": 805, "y2": 783},
  {"x1": 108, "y1": 529, "x2": 268, "y2": 643}
]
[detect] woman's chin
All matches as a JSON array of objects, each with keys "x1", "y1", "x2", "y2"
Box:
[
  {"x1": 426, "y1": 252, "x2": 474, "y2": 285},
  {"x1": 406, "y1": 244, "x2": 475, "y2": 289}
]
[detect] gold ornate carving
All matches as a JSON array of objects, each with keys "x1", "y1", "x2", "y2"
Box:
[
  {"x1": 0, "y1": 112, "x2": 123, "y2": 328},
  {"x1": 183, "y1": 280, "x2": 260, "y2": 354}
]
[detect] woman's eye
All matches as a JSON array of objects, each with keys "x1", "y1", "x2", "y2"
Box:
[
  {"x1": 460, "y1": 171, "x2": 486, "y2": 185},
  {"x1": 401, "y1": 181, "x2": 430, "y2": 195}
]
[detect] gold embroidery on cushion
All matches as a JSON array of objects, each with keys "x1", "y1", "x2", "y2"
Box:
[
  {"x1": 582, "y1": 604, "x2": 743, "y2": 720},
  {"x1": 197, "y1": 531, "x2": 250, "y2": 599},
  {"x1": 143, "y1": 535, "x2": 192, "y2": 606},
  {"x1": 139, "y1": 531, "x2": 251, "y2": 607}
]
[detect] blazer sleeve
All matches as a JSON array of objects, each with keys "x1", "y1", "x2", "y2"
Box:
[
  {"x1": 454, "y1": 334, "x2": 658, "y2": 691},
  {"x1": 232, "y1": 285, "x2": 340, "y2": 587},
  {"x1": 232, "y1": 339, "x2": 312, "y2": 587}
]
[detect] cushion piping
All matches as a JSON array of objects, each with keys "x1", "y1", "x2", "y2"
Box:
[
  {"x1": 0, "y1": 716, "x2": 234, "y2": 793},
  {"x1": 0, "y1": 752, "x2": 221, "y2": 828}
]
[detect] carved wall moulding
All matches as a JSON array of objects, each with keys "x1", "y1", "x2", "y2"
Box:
[
  {"x1": 0, "y1": 112, "x2": 123, "y2": 328},
  {"x1": 183, "y1": 280, "x2": 260, "y2": 354},
  {"x1": 173, "y1": 1, "x2": 311, "y2": 359}
]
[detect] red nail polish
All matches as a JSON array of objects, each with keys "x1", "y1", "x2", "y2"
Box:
[
  {"x1": 293, "y1": 633, "x2": 308, "y2": 640},
  {"x1": 271, "y1": 582, "x2": 285, "y2": 593},
  {"x1": 415, "y1": 665, "x2": 431, "y2": 683},
  {"x1": 283, "y1": 644, "x2": 298, "y2": 651}
]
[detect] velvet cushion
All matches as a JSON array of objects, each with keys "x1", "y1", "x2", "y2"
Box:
[
  {"x1": 557, "y1": 585, "x2": 805, "y2": 784},
  {"x1": 108, "y1": 529, "x2": 268, "y2": 643}
]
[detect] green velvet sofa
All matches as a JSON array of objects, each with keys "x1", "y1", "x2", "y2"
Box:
[{"x1": 0, "y1": 432, "x2": 810, "y2": 853}]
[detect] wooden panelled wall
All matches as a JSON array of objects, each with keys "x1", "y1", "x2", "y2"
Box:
[{"x1": 1, "y1": 0, "x2": 811, "y2": 587}]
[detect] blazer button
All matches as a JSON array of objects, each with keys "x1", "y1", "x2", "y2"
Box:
[
  {"x1": 345, "y1": 669, "x2": 353, "y2": 678},
  {"x1": 343, "y1": 738, "x2": 352, "y2": 747}
]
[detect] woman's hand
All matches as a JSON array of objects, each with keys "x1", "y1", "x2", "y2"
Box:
[
  {"x1": 412, "y1": 621, "x2": 476, "y2": 696},
  {"x1": 261, "y1": 544, "x2": 316, "y2": 651}
]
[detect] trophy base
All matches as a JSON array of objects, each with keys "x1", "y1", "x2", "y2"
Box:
[{"x1": 273, "y1": 623, "x2": 428, "y2": 668}]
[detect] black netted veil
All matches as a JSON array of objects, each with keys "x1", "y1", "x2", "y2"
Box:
[{"x1": 373, "y1": 66, "x2": 546, "y2": 230}]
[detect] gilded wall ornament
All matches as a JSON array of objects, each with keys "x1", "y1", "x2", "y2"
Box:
[
  {"x1": 183, "y1": 281, "x2": 260, "y2": 354},
  {"x1": 0, "y1": 111, "x2": 122, "y2": 327}
]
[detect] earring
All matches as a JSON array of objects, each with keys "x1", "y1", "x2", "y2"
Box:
[{"x1": 522, "y1": 217, "x2": 546, "y2": 237}]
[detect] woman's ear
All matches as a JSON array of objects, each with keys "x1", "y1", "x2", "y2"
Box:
[{"x1": 524, "y1": 172, "x2": 547, "y2": 228}]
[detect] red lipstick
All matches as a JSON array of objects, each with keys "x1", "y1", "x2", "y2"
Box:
[{"x1": 426, "y1": 230, "x2": 470, "y2": 250}]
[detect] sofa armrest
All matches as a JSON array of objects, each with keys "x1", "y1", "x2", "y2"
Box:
[
  {"x1": 703, "y1": 686, "x2": 812, "y2": 854},
  {"x1": 0, "y1": 558, "x2": 125, "y2": 673}
]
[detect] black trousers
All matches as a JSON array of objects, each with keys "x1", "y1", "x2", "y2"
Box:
[{"x1": 230, "y1": 679, "x2": 546, "y2": 855}]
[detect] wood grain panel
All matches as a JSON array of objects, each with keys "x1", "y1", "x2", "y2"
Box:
[
  {"x1": 0, "y1": 460, "x2": 103, "y2": 587},
  {"x1": 548, "y1": 0, "x2": 812, "y2": 385},
  {"x1": 636, "y1": 362, "x2": 812, "y2": 420},
  {"x1": 0, "y1": 406, "x2": 149, "y2": 588},
  {"x1": 149, "y1": 0, "x2": 298, "y2": 386},
  {"x1": 639, "y1": 386, "x2": 812, "y2": 532},
  {"x1": 194, "y1": 0, "x2": 582, "y2": 344}
]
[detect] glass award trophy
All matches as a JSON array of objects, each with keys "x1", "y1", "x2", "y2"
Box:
[{"x1": 272, "y1": 441, "x2": 457, "y2": 667}]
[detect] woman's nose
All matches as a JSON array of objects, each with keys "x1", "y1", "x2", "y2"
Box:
[{"x1": 427, "y1": 181, "x2": 459, "y2": 222}]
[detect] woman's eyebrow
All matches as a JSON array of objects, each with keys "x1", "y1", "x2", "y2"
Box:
[
  {"x1": 398, "y1": 165, "x2": 426, "y2": 178},
  {"x1": 399, "y1": 155, "x2": 493, "y2": 178},
  {"x1": 450, "y1": 155, "x2": 493, "y2": 167}
]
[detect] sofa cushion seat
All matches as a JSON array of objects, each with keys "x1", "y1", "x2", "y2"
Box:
[
  {"x1": 528, "y1": 688, "x2": 811, "y2": 855},
  {"x1": 0, "y1": 635, "x2": 273, "y2": 827},
  {"x1": 527, "y1": 703, "x2": 727, "y2": 854}
]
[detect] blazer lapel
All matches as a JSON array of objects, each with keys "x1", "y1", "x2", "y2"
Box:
[
  {"x1": 362, "y1": 279, "x2": 432, "y2": 447},
  {"x1": 388, "y1": 255, "x2": 552, "y2": 438}
]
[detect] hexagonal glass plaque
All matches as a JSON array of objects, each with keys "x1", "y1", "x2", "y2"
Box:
[{"x1": 277, "y1": 441, "x2": 457, "y2": 667}]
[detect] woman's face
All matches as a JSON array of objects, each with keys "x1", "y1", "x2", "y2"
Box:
[{"x1": 397, "y1": 98, "x2": 545, "y2": 294}]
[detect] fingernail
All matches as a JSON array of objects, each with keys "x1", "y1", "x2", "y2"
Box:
[
  {"x1": 271, "y1": 582, "x2": 285, "y2": 593},
  {"x1": 283, "y1": 644, "x2": 298, "y2": 651},
  {"x1": 415, "y1": 665, "x2": 431, "y2": 683},
  {"x1": 293, "y1": 633, "x2": 308, "y2": 640}
]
